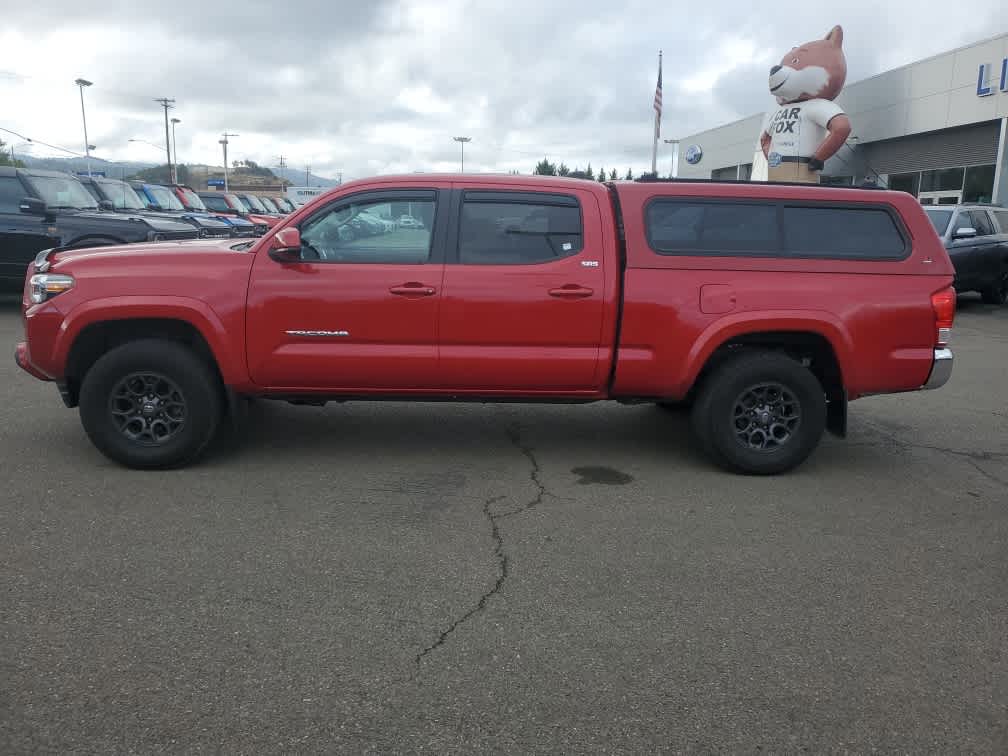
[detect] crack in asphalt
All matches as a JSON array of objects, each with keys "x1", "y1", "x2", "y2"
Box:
[
  {"x1": 967, "y1": 459, "x2": 1008, "y2": 489},
  {"x1": 412, "y1": 426, "x2": 545, "y2": 673},
  {"x1": 860, "y1": 420, "x2": 1008, "y2": 462}
]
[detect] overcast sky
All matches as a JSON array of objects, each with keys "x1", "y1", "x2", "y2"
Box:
[{"x1": 1, "y1": 1, "x2": 1006, "y2": 181}]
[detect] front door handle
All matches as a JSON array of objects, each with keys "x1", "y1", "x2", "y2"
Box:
[
  {"x1": 389, "y1": 282, "x2": 437, "y2": 297},
  {"x1": 548, "y1": 285, "x2": 594, "y2": 299}
]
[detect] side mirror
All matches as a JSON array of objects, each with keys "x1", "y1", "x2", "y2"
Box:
[
  {"x1": 98, "y1": 200, "x2": 115, "y2": 211},
  {"x1": 953, "y1": 227, "x2": 977, "y2": 239},
  {"x1": 19, "y1": 197, "x2": 47, "y2": 216},
  {"x1": 268, "y1": 227, "x2": 302, "y2": 262}
]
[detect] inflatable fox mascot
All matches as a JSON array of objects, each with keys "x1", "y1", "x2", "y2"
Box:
[{"x1": 760, "y1": 25, "x2": 852, "y2": 182}]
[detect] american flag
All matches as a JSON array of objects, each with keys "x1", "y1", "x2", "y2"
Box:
[{"x1": 653, "y1": 51, "x2": 663, "y2": 138}]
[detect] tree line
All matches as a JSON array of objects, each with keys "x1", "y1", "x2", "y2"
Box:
[{"x1": 532, "y1": 158, "x2": 660, "y2": 181}]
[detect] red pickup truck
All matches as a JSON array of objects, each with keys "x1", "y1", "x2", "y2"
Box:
[{"x1": 16, "y1": 174, "x2": 956, "y2": 474}]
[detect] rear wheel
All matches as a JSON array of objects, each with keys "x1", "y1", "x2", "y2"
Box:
[
  {"x1": 79, "y1": 339, "x2": 221, "y2": 469},
  {"x1": 691, "y1": 350, "x2": 826, "y2": 475},
  {"x1": 980, "y1": 271, "x2": 1007, "y2": 305}
]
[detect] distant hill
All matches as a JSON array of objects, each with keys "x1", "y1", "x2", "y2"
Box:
[
  {"x1": 17, "y1": 155, "x2": 156, "y2": 178},
  {"x1": 17, "y1": 155, "x2": 341, "y2": 187},
  {"x1": 273, "y1": 167, "x2": 341, "y2": 188}
]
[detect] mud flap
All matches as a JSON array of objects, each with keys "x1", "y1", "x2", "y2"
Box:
[{"x1": 826, "y1": 391, "x2": 847, "y2": 438}]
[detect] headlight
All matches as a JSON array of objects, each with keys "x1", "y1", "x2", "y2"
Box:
[{"x1": 30, "y1": 273, "x2": 75, "y2": 304}]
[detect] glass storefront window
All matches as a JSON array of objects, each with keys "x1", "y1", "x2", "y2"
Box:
[
  {"x1": 963, "y1": 164, "x2": 996, "y2": 203},
  {"x1": 888, "y1": 172, "x2": 920, "y2": 196},
  {"x1": 820, "y1": 175, "x2": 853, "y2": 186},
  {"x1": 920, "y1": 167, "x2": 965, "y2": 193}
]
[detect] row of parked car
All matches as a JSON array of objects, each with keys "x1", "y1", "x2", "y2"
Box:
[{"x1": 0, "y1": 166, "x2": 303, "y2": 286}]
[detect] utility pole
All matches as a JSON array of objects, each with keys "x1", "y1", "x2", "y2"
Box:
[
  {"x1": 305, "y1": 164, "x2": 311, "y2": 187},
  {"x1": 275, "y1": 155, "x2": 287, "y2": 170},
  {"x1": 74, "y1": 78, "x2": 93, "y2": 177},
  {"x1": 453, "y1": 136, "x2": 471, "y2": 173},
  {"x1": 170, "y1": 118, "x2": 181, "y2": 183},
  {"x1": 154, "y1": 97, "x2": 175, "y2": 184},
  {"x1": 220, "y1": 132, "x2": 239, "y2": 191}
]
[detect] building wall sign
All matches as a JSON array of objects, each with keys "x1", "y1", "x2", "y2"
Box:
[
  {"x1": 977, "y1": 59, "x2": 1008, "y2": 96},
  {"x1": 685, "y1": 145, "x2": 703, "y2": 164}
]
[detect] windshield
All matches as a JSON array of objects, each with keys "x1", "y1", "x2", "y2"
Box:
[
  {"x1": 241, "y1": 194, "x2": 267, "y2": 212},
  {"x1": 259, "y1": 197, "x2": 279, "y2": 213},
  {"x1": 177, "y1": 187, "x2": 207, "y2": 211},
  {"x1": 28, "y1": 175, "x2": 98, "y2": 209},
  {"x1": 145, "y1": 184, "x2": 185, "y2": 211},
  {"x1": 98, "y1": 180, "x2": 148, "y2": 210},
  {"x1": 274, "y1": 197, "x2": 292, "y2": 212},
  {"x1": 226, "y1": 193, "x2": 249, "y2": 212},
  {"x1": 925, "y1": 208, "x2": 953, "y2": 235}
]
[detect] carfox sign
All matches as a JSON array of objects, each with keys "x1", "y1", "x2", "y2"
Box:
[{"x1": 976, "y1": 59, "x2": 1008, "y2": 96}]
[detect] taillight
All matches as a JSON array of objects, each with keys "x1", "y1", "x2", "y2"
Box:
[{"x1": 931, "y1": 286, "x2": 956, "y2": 346}]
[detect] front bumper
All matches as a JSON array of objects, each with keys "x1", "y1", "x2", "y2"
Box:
[
  {"x1": 922, "y1": 348, "x2": 953, "y2": 390},
  {"x1": 15, "y1": 341, "x2": 50, "y2": 381}
]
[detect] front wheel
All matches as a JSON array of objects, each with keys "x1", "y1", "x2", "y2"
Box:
[
  {"x1": 691, "y1": 350, "x2": 826, "y2": 475},
  {"x1": 78, "y1": 339, "x2": 222, "y2": 469},
  {"x1": 980, "y1": 271, "x2": 1007, "y2": 305}
]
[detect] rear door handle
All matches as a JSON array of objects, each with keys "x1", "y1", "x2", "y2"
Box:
[
  {"x1": 548, "y1": 285, "x2": 594, "y2": 299},
  {"x1": 389, "y1": 282, "x2": 437, "y2": 297}
]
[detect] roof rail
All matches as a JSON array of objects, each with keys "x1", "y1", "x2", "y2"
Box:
[{"x1": 633, "y1": 176, "x2": 884, "y2": 190}]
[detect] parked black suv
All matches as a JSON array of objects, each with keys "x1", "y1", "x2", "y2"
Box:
[
  {"x1": 0, "y1": 167, "x2": 199, "y2": 288},
  {"x1": 78, "y1": 176, "x2": 231, "y2": 239},
  {"x1": 925, "y1": 204, "x2": 1008, "y2": 305}
]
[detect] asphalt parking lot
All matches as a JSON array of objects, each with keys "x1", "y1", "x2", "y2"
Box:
[{"x1": 2, "y1": 294, "x2": 1006, "y2": 753}]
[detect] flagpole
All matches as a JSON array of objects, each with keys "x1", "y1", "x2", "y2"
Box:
[{"x1": 651, "y1": 50, "x2": 662, "y2": 175}]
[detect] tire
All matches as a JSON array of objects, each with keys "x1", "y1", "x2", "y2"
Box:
[
  {"x1": 78, "y1": 339, "x2": 222, "y2": 469},
  {"x1": 980, "y1": 271, "x2": 1007, "y2": 305},
  {"x1": 690, "y1": 350, "x2": 826, "y2": 475}
]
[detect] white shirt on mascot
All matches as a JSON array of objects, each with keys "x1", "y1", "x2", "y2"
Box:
[{"x1": 764, "y1": 99, "x2": 844, "y2": 163}]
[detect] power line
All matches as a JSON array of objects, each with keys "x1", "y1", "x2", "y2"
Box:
[{"x1": 0, "y1": 125, "x2": 89, "y2": 158}]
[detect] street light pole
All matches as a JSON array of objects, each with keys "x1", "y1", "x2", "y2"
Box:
[
  {"x1": 170, "y1": 118, "x2": 181, "y2": 183},
  {"x1": 663, "y1": 138, "x2": 680, "y2": 178},
  {"x1": 453, "y1": 136, "x2": 471, "y2": 173},
  {"x1": 74, "y1": 78, "x2": 93, "y2": 177},
  {"x1": 220, "y1": 133, "x2": 239, "y2": 191}
]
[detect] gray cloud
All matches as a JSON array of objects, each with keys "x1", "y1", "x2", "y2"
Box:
[{"x1": 2, "y1": 0, "x2": 1006, "y2": 180}]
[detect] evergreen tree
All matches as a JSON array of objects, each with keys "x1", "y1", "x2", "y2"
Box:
[
  {"x1": 557, "y1": 163, "x2": 570, "y2": 177},
  {"x1": 609, "y1": 169, "x2": 618, "y2": 181},
  {"x1": 597, "y1": 166, "x2": 606, "y2": 182},
  {"x1": 532, "y1": 157, "x2": 556, "y2": 175},
  {"x1": 584, "y1": 163, "x2": 592, "y2": 181},
  {"x1": 625, "y1": 168, "x2": 634, "y2": 180}
]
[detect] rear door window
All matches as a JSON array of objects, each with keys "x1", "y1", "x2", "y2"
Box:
[{"x1": 458, "y1": 192, "x2": 583, "y2": 265}]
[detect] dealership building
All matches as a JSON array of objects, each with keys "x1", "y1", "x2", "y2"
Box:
[{"x1": 675, "y1": 32, "x2": 1008, "y2": 205}]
